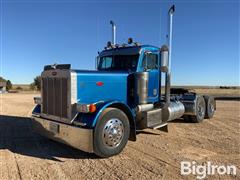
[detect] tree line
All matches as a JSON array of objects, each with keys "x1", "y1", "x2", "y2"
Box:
[
  {"x1": 0, "y1": 76, "x2": 41, "y2": 91},
  {"x1": 30, "y1": 76, "x2": 41, "y2": 91},
  {"x1": 0, "y1": 77, "x2": 12, "y2": 91}
]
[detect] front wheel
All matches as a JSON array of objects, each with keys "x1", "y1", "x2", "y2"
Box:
[{"x1": 94, "y1": 108, "x2": 130, "y2": 157}]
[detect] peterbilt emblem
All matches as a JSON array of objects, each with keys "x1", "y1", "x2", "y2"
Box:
[{"x1": 52, "y1": 71, "x2": 57, "y2": 76}]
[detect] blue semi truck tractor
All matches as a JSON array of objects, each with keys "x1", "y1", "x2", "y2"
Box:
[{"x1": 31, "y1": 5, "x2": 216, "y2": 157}]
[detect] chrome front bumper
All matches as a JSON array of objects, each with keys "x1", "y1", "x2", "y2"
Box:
[{"x1": 31, "y1": 116, "x2": 93, "y2": 153}]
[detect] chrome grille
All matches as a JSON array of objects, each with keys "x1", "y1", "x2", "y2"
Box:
[{"x1": 42, "y1": 77, "x2": 68, "y2": 118}]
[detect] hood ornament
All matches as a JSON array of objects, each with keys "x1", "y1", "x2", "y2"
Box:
[{"x1": 51, "y1": 63, "x2": 57, "y2": 69}]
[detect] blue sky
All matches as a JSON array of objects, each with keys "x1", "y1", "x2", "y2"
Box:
[{"x1": 0, "y1": 0, "x2": 239, "y2": 85}]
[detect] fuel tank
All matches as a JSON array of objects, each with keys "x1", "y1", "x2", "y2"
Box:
[{"x1": 162, "y1": 101, "x2": 185, "y2": 121}]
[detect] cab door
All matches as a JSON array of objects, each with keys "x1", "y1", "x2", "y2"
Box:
[{"x1": 142, "y1": 51, "x2": 159, "y2": 103}]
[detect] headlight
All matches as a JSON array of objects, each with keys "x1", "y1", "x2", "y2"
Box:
[
  {"x1": 34, "y1": 97, "x2": 42, "y2": 104},
  {"x1": 77, "y1": 103, "x2": 96, "y2": 113}
]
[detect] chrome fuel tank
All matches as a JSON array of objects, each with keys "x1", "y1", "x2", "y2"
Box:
[{"x1": 162, "y1": 101, "x2": 185, "y2": 121}]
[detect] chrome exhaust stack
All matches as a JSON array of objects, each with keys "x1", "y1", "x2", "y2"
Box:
[
  {"x1": 168, "y1": 5, "x2": 175, "y2": 73},
  {"x1": 166, "y1": 5, "x2": 175, "y2": 106},
  {"x1": 161, "y1": 5, "x2": 184, "y2": 122},
  {"x1": 110, "y1": 20, "x2": 116, "y2": 45},
  {"x1": 160, "y1": 5, "x2": 175, "y2": 107}
]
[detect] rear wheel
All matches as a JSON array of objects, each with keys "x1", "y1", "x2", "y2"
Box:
[
  {"x1": 94, "y1": 108, "x2": 130, "y2": 157},
  {"x1": 190, "y1": 96, "x2": 206, "y2": 123},
  {"x1": 204, "y1": 96, "x2": 215, "y2": 119}
]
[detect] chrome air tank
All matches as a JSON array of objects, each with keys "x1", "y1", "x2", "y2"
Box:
[{"x1": 135, "y1": 72, "x2": 149, "y2": 104}]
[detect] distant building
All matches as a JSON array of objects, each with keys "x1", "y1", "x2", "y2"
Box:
[{"x1": 0, "y1": 82, "x2": 6, "y2": 93}]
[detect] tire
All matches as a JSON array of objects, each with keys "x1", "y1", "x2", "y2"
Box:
[
  {"x1": 94, "y1": 108, "x2": 130, "y2": 158},
  {"x1": 204, "y1": 96, "x2": 215, "y2": 119},
  {"x1": 189, "y1": 96, "x2": 206, "y2": 123}
]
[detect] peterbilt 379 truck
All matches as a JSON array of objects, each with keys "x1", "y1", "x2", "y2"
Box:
[{"x1": 31, "y1": 5, "x2": 216, "y2": 157}]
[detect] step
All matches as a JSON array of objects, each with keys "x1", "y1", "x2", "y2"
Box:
[{"x1": 152, "y1": 123, "x2": 168, "y2": 130}]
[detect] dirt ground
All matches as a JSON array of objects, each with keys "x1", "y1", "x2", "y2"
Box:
[{"x1": 0, "y1": 93, "x2": 239, "y2": 180}]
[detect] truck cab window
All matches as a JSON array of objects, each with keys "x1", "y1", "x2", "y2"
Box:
[
  {"x1": 100, "y1": 57, "x2": 113, "y2": 70},
  {"x1": 98, "y1": 55, "x2": 139, "y2": 72},
  {"x1": 142, "y1": 53, "x2": 158, "y2": 70}
]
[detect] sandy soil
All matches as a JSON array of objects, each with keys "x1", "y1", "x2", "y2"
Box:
[{"x1": 0, "y1": 93, "x2": 239, "y2": 180}]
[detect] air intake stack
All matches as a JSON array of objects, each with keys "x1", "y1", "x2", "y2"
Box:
[{"x1": 110, "y1": 20, "x2": 116, "y2": 45}]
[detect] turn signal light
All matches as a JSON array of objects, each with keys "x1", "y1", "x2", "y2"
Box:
[{"x1": 89, "y1": 104, "x2": 96, "y2": 113}]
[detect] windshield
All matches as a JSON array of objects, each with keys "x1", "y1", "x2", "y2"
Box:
[{"x1": 98, "y1": 54, "x2": 139, "y2": 72}]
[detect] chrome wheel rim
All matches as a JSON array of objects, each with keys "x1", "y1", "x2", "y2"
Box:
[
  {"x1": 102, "y1": 118, "x2": 124, "y2": 148},
  {"x1": 209, "y1": 103, "x2": 214, "y2": 114},
  {"x1": 198, "y1": 104, "x2": 205, "y2": 118}
]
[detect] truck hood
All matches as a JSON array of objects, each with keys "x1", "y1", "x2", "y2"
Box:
[{"x1": 74, "y1": 70, "x2": 129, "y2": 104}]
